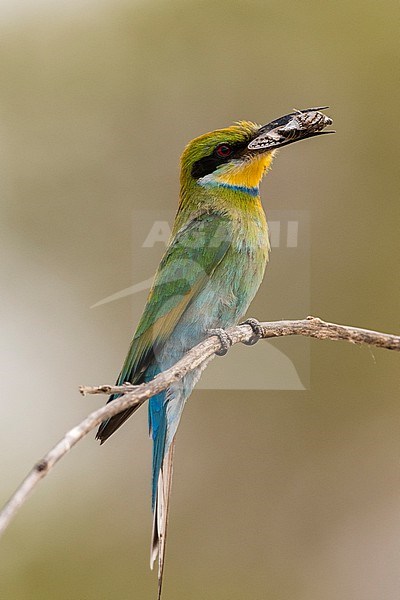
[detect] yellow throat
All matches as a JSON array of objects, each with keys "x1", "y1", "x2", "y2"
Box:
[{"x1": 216, "y1": 151, "x2": 275, "y2": 188}]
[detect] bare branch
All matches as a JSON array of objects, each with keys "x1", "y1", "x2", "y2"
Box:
[
  {"x1": 257, "y1": 316, "x2": 400, "y2": 350},
  {"x1": 0, "y1": 316, "x2": 398, "y2": 537}
]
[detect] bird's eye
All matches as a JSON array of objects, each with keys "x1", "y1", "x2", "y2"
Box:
[{"x1": 215, "y1": 144, "x2": 232, "y2": 158}]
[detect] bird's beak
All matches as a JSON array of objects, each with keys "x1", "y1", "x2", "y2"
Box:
[{"x1": 248, "y1": 106, "x2": 335, "y2": 152}]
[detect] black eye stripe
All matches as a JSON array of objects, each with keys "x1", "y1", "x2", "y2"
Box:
[{"x1": 191, "y1": 140, "x2": 248, "y2": 179}]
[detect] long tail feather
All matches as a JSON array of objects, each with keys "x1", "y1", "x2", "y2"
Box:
[{"x1": 150, "y1": 440, "x2": 175, "y2": 600}]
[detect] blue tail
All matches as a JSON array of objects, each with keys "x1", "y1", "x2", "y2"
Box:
[{"x1": 149, "y1": 390, "x2": 168, "y2": 509}]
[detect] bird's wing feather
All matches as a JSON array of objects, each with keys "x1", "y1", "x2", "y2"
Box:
[{"x1": 96, "y1": 211, "x2": 231, "y2": 442}]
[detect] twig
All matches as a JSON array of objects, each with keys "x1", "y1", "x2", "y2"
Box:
[{"x1": 0, "y1": 316, "x2": 398, "y2": 537}]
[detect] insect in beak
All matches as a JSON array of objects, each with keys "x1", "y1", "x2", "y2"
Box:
[{"x1": 249, "y1": 106, "x2": 335, "y2": 151}]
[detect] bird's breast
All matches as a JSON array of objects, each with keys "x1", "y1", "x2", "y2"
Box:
[
  {"x1": 186, "y1": 211, "x2": 269, "y2": 331},
  {"x1": 155, "y1": 208, "x2": 270, "y2": 370}
]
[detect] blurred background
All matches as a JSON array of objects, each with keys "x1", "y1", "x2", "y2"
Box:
[{"x1": 1, "y1": 1, "x2": 399, "y2": 598}]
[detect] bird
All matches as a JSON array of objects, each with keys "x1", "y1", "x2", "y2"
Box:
[{"x1": 96, "y1": 108, "x2": 333, "y2": 599}]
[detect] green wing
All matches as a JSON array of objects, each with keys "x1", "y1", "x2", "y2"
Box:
[{"x1": 96, "y1": 212, "x2": 231, "y2": 442}]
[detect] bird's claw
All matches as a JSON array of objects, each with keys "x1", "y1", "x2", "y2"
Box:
[
  {"x1": 208, "y1": 328, "x2": 233, "y2": 356},
  {"x1": 241, "y1": 318, "x2": 263, "y2": 346}
]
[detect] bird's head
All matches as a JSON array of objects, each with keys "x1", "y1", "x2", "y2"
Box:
[{"x1": 180, "y1": 108, "x2": 333, "y2": 194}]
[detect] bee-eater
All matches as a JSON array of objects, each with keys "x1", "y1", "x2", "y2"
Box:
[{"x1": 96, "y1": 108, "x2": 333, "y2": 598}]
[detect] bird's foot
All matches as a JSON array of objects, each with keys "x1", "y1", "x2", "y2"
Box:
[
  {"x1": 241, "y1": 318, "x2": 263, "y2": 346},
  {"x1": 208, "y1": 328, "x2": 233, "y2": 356}
]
